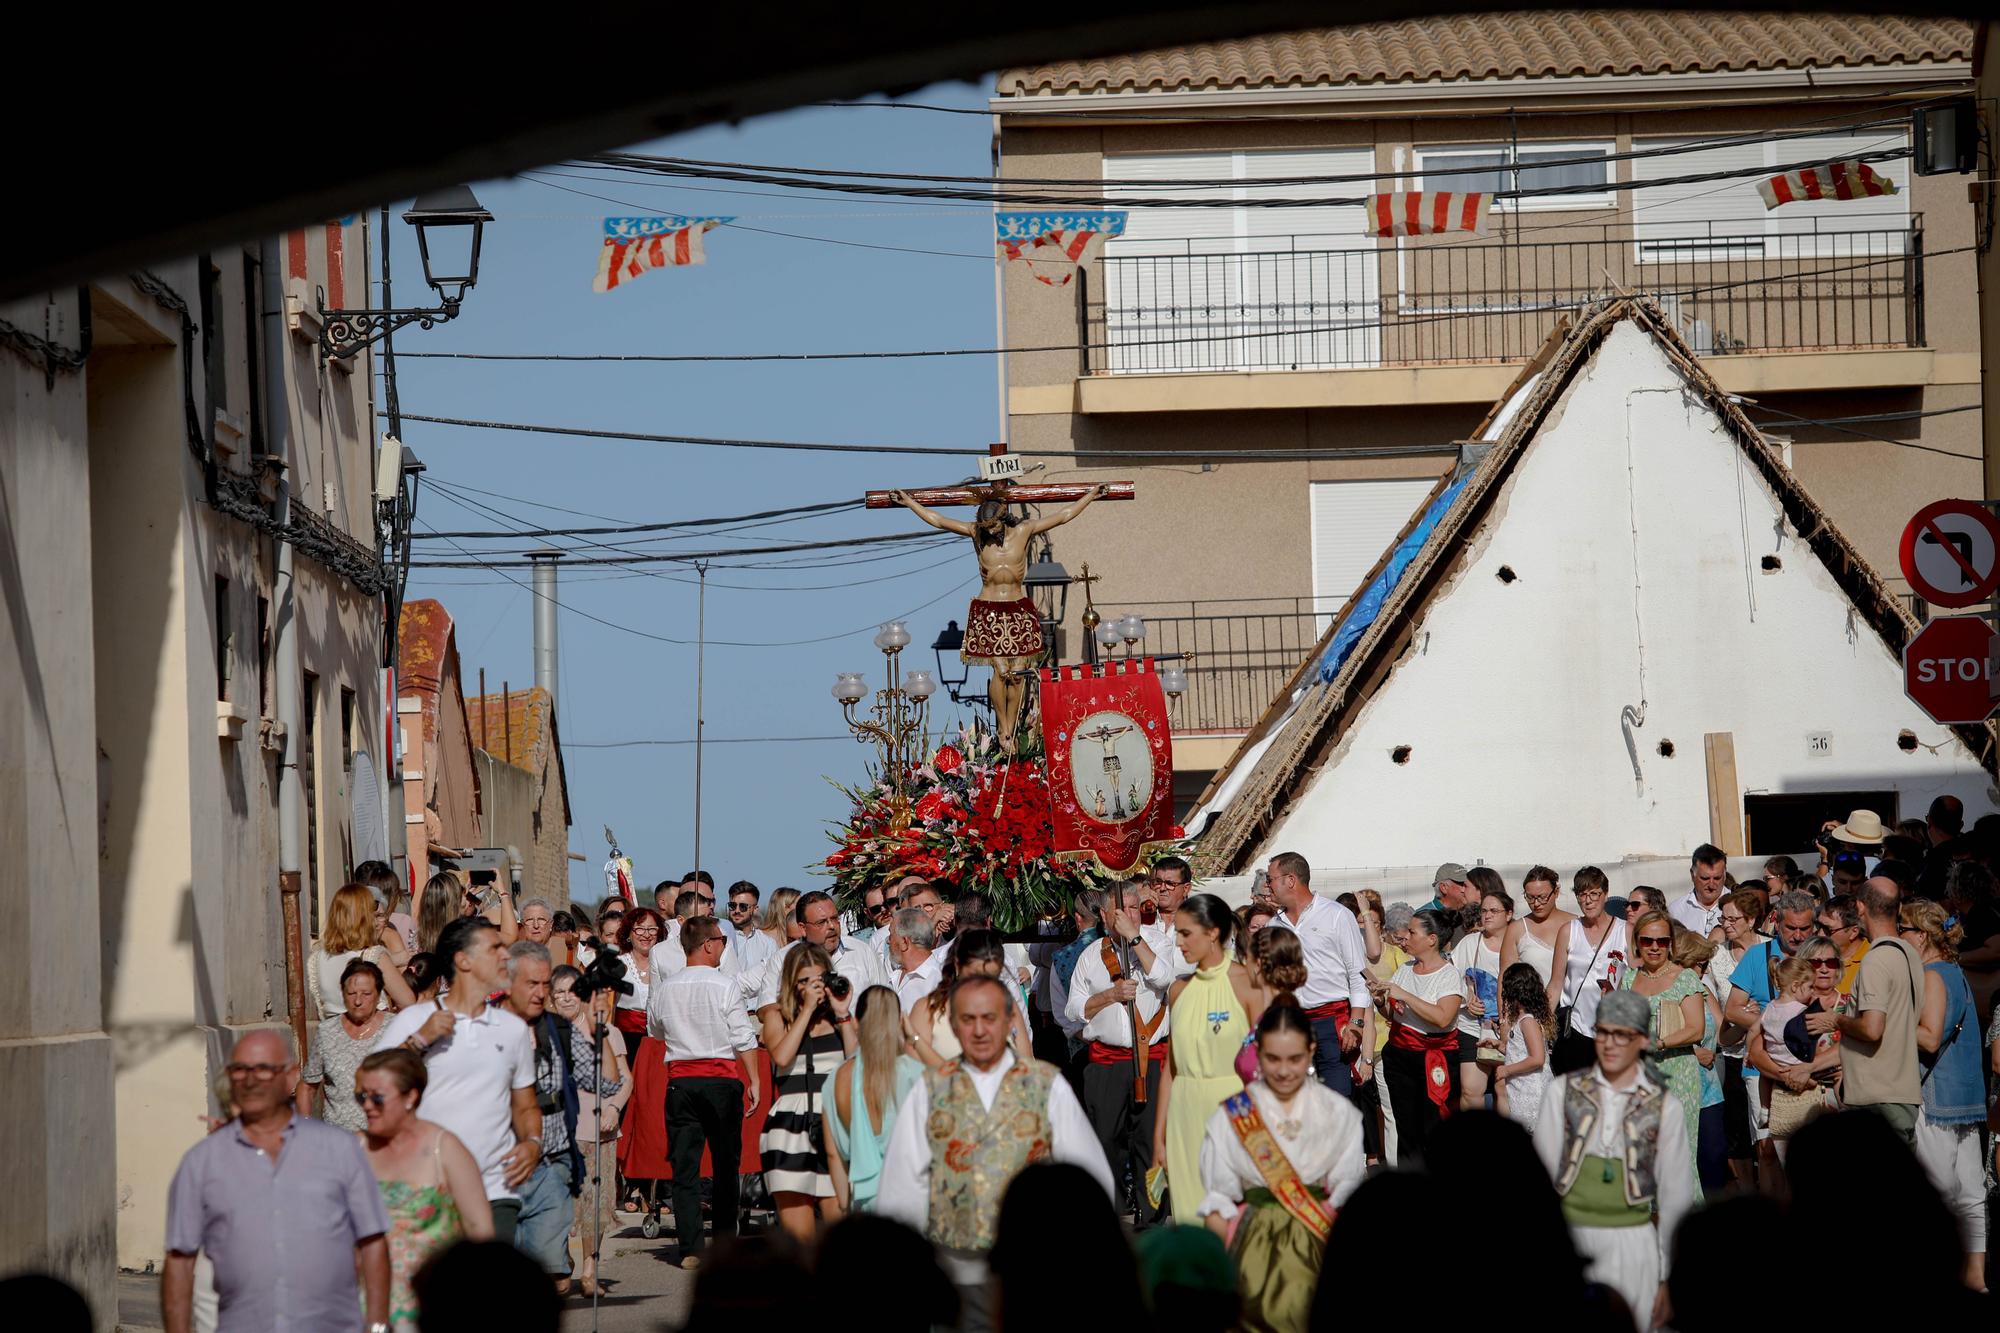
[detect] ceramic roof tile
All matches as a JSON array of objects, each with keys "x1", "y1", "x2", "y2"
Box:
[
  {"x1": 998, "y1": 13, "x2": 1971, "y2": 96},
  {"x1": 467, "y1": 687, "x2": 552, "y2": 771}
]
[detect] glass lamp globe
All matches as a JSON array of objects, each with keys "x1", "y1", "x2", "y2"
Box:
[
  {"x1": 832, "y1": 672, "x2": 868, "y2": 703},
  {"x1": 1116, "y1": 614, "x2": 1147, "y2": 644},
  {"x1": 1094, "y1": 621, "x2": 1122, "y2": 649},
  {"x1": 903, "y1": 669, "x2": 938, "y2": 700},
  {"x1": 875, "y1": 620, "x2": 912, "y2": 653}
]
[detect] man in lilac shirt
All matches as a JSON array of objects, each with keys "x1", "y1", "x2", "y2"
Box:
[{"x1": 163, "y1": 1030, "x2": 390, "y2": 1333}]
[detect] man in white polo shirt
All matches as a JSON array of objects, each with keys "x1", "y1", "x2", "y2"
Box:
[
  {"x1": 1263, "y1": 851, "x2": 1373, "y2": 1099},
  {"x1": 755, "y1": 890, "x2": 891, "y2": 1014},
  {"x1": 374, "y1": 915, "x2": 541, "y2": 1240},
  {"x1": 1668, "y1": 844, "x2": 1730, "y2": 937}
]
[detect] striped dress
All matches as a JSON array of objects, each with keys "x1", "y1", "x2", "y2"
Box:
[{"x1": 760, "y1": 1027, "x2": 844, "y2": 1198}]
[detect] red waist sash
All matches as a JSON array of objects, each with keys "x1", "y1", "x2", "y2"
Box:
[
  {"x1": 667, "y1": 1057, "x2": 740, "y2": 1081},
  {"x1": 613, "y1": 1007, "x2": 648, "y2": 1035},
  {"x1": 1389, "y1": 1024, "x2": 1456, "y2": 1118},
  {"x1": 1087, "y1": 1040, "x2": 1168, "y2": 1065}
]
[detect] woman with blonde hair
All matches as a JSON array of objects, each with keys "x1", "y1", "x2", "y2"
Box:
[
  {"x1": 1899, "y1": 899, "x2": 1985, "y2": 1288},
  {"x1": 309, "y1": 884, "x2": 415, "y2": 1016},
  {"x1": 760, "y1": 942, "x2": 856, "y2": 1239},
  {"x1": 1670, "y1": 928, "x2": 1730, "y2": 1194},
  {"x1": 761, "y1": 887, "x2": 804, "y2": 949},
  {"x1": 415, "y1": 872, "x2": 460, "y2": 956},
  {"x1": 1618, "y1": 910, "x2": 1706, "y2": 1198},
  {"x1": 822, "y1": 984, "x2": 922, "y2": 1212}
]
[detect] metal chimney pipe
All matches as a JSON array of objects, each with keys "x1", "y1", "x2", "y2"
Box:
[{"x1": 528, "y1": 548, "x2": 562, "y2": 710}]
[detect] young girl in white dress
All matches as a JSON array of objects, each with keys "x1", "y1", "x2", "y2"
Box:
[{"x1": 1494, "y1": 962, "x2": 1552, "y2": 1127}]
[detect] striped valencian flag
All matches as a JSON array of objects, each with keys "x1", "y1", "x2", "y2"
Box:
[
  {"x1": 593, "y1": 216, "x2": 732, "y2": 293},
  {"x1": 995, "y1": 211, "x2": 1127, "y2": 286},
  {"x1": 1756, "y1": 160, "x2": 1899, "y2": 210},
  {"x1": 1366, "y1": 192, "x2": 1494, "y2": 238}
]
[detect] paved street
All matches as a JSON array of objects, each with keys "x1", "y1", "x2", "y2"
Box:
[{"x1": 115, "y1": 1225, "x2": 698, "y2": 1333}]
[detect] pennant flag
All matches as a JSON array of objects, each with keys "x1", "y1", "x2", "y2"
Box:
[
  {"x1": 1756, "y1": 160, "x2": 1899, "y2": 210},
  {"x1": 1366, "y1": 191, "x2": 1493, "y2": 238},
  {"x1": 594, "y1": 216, "x2": 733, "y2": 293},
  {"x1": 996, "y1": 211, "x2": 1127, "y2": 286}
]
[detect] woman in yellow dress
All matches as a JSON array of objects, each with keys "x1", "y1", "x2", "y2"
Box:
[{"x1": 1153, "y1": 892, "x2": 1266, "y2": 1225}]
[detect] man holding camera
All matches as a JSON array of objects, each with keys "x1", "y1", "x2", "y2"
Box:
[{"x1": 652, "y1": 917, "x2": 762, "y2": 1268}]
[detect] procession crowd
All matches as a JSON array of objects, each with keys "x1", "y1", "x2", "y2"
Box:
[{"x1": 146, "y1": 798, "x2": 2000, "y2": 1332}]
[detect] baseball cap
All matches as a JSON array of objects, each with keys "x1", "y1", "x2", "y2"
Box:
[{"x1": 1433, "y1": 862, "x2": 1469, "y2": 887}]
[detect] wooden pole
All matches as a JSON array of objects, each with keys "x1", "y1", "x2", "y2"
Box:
[{"x1": 863, "y1": 482, "x2": 1135, "y2": 509}]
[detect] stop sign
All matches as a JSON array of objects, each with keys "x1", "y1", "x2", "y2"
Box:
[{"x1": 1904, "y1": 616, "x2": 1997, "y2": 724}]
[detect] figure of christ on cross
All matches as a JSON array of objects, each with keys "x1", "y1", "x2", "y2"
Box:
[
  {"x1": 884, "y1": 481, "x2": 1115, "y2": 753},
  {"x1": 1075, "y1": 718, "x2": 1134, "y2": 818}
]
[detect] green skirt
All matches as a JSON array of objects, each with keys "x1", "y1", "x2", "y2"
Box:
[{"x1": 1231, "y1": 1187, "x2": 1327, "y2": 1333}]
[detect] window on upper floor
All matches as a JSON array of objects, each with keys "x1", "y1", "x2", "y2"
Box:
[
  {"x1": 1630, "y1": 127, "x2": 1910, "y2": 262},
  {"x1": 1416, "y1": 142, "x2": 1613, "y2": 210},
  {"x1": 1309, "y1": 479, "x2": 1440, "y2": 634}
]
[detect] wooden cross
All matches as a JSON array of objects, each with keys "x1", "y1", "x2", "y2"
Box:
[{"x1": 863, "y1": 443, "x2": 1135, "y2": 510}]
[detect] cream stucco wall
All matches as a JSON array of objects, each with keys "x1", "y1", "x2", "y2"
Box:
[{"x1": 0, "y1": 292, "x2": 118, "y2": 1321}]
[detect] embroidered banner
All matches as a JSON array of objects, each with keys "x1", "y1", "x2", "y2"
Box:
[
  {"x1": 1365, "y1": 191, "x2": 1493, "y2": 238},
  {"x1": 1756, "y1": 160, "x2": 1899, "y2": 209},
  {"x1": 996, "y1": 211, "x2": 1127, "y2": 287},
  {"x1": 594, "y1": 216, "x2": 733, "y2": 292},
  {"x1": 1039, "y1": 658, "x2": 1175, "y2": 873}
]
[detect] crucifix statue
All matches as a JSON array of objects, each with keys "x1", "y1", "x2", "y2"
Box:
[
  {"x1": 869, "y1": 472, "x2": 1133, "y2": 752},
  {"x1": 1075, "y1": 718, "x2": 1135, "y2": 816}
]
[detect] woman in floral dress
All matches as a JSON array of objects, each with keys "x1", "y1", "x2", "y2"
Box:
[
  {"x1": 357, "y1": 1049, "x2": 493, "y2": 1330},
  {"x1": 1619, "y1": 911, "x2": 1708, "y2": 1201}
]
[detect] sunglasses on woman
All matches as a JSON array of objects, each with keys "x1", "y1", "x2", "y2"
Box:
[
  {"x1": 353, "y1": 1091, "x2": 393, "y2": 1108},
  {"x1": 1637, "y1": 934, "x2": 1672, "y2": 949}
]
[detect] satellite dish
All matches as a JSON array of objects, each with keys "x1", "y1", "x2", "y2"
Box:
[{"x1": 351, "y1": 752, "x2": 388, "y2": 864}]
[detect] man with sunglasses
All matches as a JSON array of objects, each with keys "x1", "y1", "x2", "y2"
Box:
[
  {"x1": 1533, "y1": 987, "x2": 1692, "y2": 1326},
  {"x1": 1726, "y1": 889, "x2": 1819, "y2": 1177},
  {"x1": 850, "y1": 883, "x2": 892, "y2": 945},
  {"x1": 1817, "y1": 894, "x2": 1870, "y2": 994},
  {"x1": 164, "y1": 1029, "x2": 391, "y2": 1333}
]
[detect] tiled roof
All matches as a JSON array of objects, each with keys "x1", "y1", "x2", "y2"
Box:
[
  {"x1": 997, "y1": 13, "x2": 1972, "y2": 96},
  {"x1": 468, "y1": 687, "x2": 553, "y2": 770}
]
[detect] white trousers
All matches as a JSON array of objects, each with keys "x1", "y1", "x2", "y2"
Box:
[
  {"x1": 1574, "y1": 1223, "x2": 1662, "y2": 1329},
  {"x1": 1912, "y1": 1107, "x2": 1987, "y2": 1254}
]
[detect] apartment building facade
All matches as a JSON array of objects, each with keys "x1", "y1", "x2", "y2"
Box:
[
  {"x1": 994, "y1": 13, "x2": 1979, "y2": 801},
  {"x1": 1, "y1": 219, "x2": 388, "y2": 1284}
]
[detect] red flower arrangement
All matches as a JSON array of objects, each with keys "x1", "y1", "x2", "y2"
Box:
[{"x1": 821, "y1": 726, "x2": 1109, "y2": 932}]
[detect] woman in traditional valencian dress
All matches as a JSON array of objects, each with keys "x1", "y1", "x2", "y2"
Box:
[
  {"x1": 1197, "y1": 1000, "x2": 1366, "y2": 1333},
  {"x1": 1152, "y1": 893, "x2": 1263, "y2": 1225}
]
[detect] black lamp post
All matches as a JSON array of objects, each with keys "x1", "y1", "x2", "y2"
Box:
[
  {"x1": 320, "y1": 185, "x2": 494, "y2": 360},
  {"x1": 930, "y1": 621, "x2": 987, "y2": 710},
  {"x1": 1023, "y1": 538, "x2": 1072, "y2": 664}
]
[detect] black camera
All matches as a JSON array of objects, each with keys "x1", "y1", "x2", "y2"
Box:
[
  {"x1": 574, "y1": 951, "x2": 633, "y2": 1000},
  {"x1": 823, "y1": 972, "x2": 852, "y2": 1001}
]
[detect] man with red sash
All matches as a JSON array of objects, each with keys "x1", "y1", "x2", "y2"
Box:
[
  {"x1": 650, "y1": 917, "x2": 762, "y2": 1268},
  {"x1": 1064, "y1": 882, "x2": 1173, "y2": 1225},
  {"x1": 1263, "y1": 852, "x2": 1375, "y2": 1099}
]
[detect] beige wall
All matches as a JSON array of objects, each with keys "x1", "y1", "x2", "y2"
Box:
[
  {"x1": 476, "y1": 748, "x2": 572, "y2": 909},
  {"x1": 1000, "y1": 76, "x2": 1981, "y2": 645},
  {"x1": 0, "y1": 293, "x2": 118, "y2": 1321},
  {"x1": 12, "y1": 236, "x2": 390, "y2": 1264}
]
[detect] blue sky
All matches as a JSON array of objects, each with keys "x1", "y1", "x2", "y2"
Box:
[{"x1": 392, "y1": 81, "x2": 999, "y2": 907}]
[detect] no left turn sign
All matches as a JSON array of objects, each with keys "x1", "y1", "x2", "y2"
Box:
[{"x1": 1899, "y1": 499, "x2": 2000, "y2": 608}]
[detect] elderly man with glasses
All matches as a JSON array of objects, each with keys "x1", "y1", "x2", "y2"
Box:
[
  {"x1": 164, "y1": 1029, "x2": 391, "y2": 1333},
  {"x1": 1534, "y1": 987, "x2": 1692, "y2": 1326}
]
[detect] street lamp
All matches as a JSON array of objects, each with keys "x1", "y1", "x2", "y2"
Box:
[
  {"x1": 319, "y1": 185, "x2": 494, "y2": 360},
  {"x1": 930, "y1": 621, "x2": 989, "y2": 711},
  {"x1": 835, "y1": 621, "x2": 933, "y2": 826}
]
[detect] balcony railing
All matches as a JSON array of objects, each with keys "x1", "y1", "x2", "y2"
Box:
[
  {"x1": 1084, "y1": 218, "x2": 1923, "y2": 375},
  {"x1": 1097, "y1": 599, "x2": 1333, "y2": 738}
]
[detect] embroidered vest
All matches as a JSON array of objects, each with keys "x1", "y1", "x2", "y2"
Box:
[
  {"x1": 1553, "y1": 1073, "x2": 1665, "y2": 1208},
  {"x1": 924, "y1": 1059, "x2": 1056, "y2": 1252}
]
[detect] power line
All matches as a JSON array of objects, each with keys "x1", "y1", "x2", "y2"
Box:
[
  {"x1": 569, "y1": 735, "x2": 856, "y2": 747},
  {"x1": 1743, "y1": 400, "x2": 1981, "y2": 460},
  {"x1": 409, "y1": 530, "x2": 948, "y2": 567},
  {"x1": 420, "y1": 496, "x2": 864, "y2": 540},
  {"x1": 602, "y1": 117, "x2": 1909, "y2": 191},
  {"x1": 582, "y1": 145, "x2": 1912, "y2": 210},
  {"x1": 1745, "y1": 403, "x2": 1981, "y2": 429}
]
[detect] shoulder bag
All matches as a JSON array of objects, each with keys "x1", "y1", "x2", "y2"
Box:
[{"x1": 1554, "y1": 920, "x2": 1612, "y2": 1043}]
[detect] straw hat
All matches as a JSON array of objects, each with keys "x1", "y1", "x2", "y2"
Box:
[{"x1": 1830, "y1": 809, "x2": 1886, "y2": 845}]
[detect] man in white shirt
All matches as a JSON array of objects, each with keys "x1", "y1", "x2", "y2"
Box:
[
  {"x1": 755, "y1": 890, "x2": 891, "y2": 1013},
  {"x1": 848, "y1": 882, "x2": 891, "y2": 945},
  {"x1": 1668, "y1": 844, "x2": 1729, "y2": 936},
  {"x1": 374, "y1": 916, "x2": 541, "y2": 1240},
  {"x1": 1263, "y1": 851, "x2": 1373, "y2": 1100},
  {"x1": 1063, "y1": 885, "x2": 1171, "y2": 1225},
  {"x1": 651, "y1": 917, "x2": 762, "y2": 1268},
  {"x1": 878, "y1": 975, "x2": 1112, "y2": 1304},
  {"x1": 877, "y1": 878, "x2": 953, "y2": 968},
  {"x1": 887, "y1": 908, "x2": 946, "y2": 1014}
]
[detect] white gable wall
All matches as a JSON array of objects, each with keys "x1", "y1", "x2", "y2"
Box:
[{"x1": 1255, "y1": 320, "x2": 1992, "y2": 874}]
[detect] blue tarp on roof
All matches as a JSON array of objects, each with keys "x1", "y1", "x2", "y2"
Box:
[{"x1": 1316, "y1": 471, "x2": 1473, "y2": 683}]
